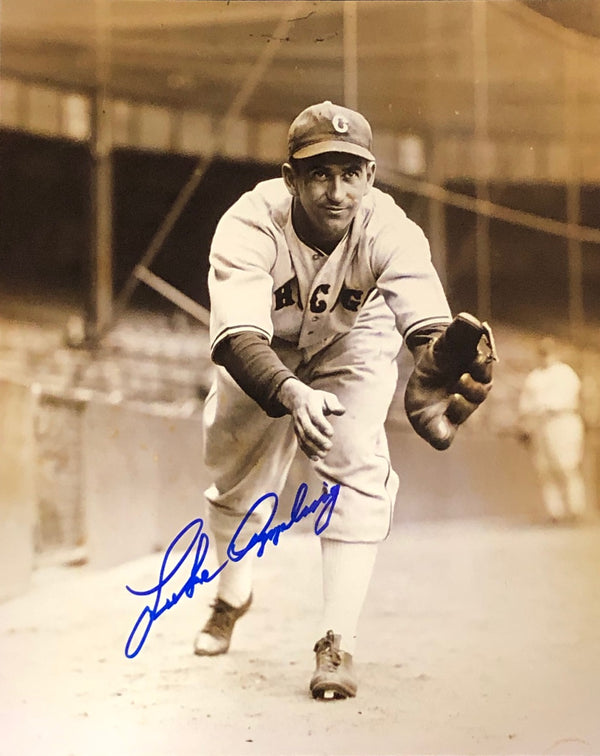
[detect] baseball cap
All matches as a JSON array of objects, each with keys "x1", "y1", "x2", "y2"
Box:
[{"x1": 287, "y1": 101, "x2": 375, "y2": 162}]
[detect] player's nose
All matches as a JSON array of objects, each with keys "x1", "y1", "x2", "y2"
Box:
[{"x1": 326, "y1": 175, "x2": 345, "y2": 203}]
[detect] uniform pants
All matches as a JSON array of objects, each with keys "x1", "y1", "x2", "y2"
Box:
[
  {"x1": 203, "y1": 303, "x2": 402, "y2": 544},
  {"x1": 530, "y1": 412, "x2": 586, "y2": 520}
]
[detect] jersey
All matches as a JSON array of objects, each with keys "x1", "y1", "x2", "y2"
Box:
[
  {"x1": 208, "y1": 177, "x2": 451, "y2": 362},
  {"x1": 519, "y1": 362, "x2": 581, "y2": 417}
]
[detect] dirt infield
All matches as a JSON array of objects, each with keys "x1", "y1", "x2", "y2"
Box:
[
  {"x1": 1, "y1": 307, "x2": 600, "y2": 754},
  {"x1": 1, "y1": 517, "x2": 600, "y2": 756}
]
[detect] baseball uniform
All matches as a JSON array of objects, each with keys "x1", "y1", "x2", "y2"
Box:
[
  {"x1": 194, "y1": 102, "x2": 493, "y2": 701},
  {"x1": 519, "y1": 355, "x2": 586, "y2": 520},
  {"x1": 204, "y1": 178, "x2": 451, "y2": 543}
]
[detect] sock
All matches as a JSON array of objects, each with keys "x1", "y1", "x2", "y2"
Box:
[
  {"x1": 319, "y1": 538, "x2": 379, "y2": 656},
  {"x1": 212, "y1": 532, "x2": 253, "y2": 608}
]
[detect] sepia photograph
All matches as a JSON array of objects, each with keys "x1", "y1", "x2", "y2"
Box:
[{"x1": 1, "y1": 1, "x2": 599, "y2": 754}]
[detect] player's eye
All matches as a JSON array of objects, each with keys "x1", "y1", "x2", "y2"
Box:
[{"x1": 311, "y1": 169, "x2": 328, "y2": 180}]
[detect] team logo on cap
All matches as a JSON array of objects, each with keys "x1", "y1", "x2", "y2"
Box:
[{"x1": 332, "y1": 114, "x2": 349, "y2": 134}]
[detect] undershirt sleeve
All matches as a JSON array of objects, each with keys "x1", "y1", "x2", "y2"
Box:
[{"x1": 213, "y1": 331, "x2": 298, "y2": 417}]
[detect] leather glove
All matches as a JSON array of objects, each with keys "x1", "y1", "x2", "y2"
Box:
[{"x1": 404, "y1": 313, "x2": 497, "y2": 450}]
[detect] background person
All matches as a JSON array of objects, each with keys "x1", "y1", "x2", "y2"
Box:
[{"x1": 518, "y1": 336, "x2": 586, "y2": 523}]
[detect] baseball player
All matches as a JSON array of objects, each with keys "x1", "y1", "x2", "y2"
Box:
[
  {"x1": 193, "y1": 101, "x2": 494, "y2": 699},
  {"x1": 518, "y1": 337, "x2": 586, "y2": 523}
]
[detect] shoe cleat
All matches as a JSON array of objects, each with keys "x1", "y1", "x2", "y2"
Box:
[
  {"x1": 193, "y1": 593, "x2": 252, "y2": 656},
  {"x1": 309, "y1": 629, "x2": 357, "y2": 700}
]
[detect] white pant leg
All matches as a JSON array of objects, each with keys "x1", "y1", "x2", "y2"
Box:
[
  {"x1": 300, "y1": 299, "x2": 402, "y2": 542},
  {"x1": 540, "y1": 478, "x2": 567, "y2": 520},
  {"x1": 534, "y1": 414, "x2": 586, "y2": 520},
  {"x1": 203, "y1": 366, "x2": 297, "y2": 542},
  {"x1": 543, "y1": 414, "x2": 585, "y2": 470}
]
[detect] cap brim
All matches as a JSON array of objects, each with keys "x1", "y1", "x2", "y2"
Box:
[{"x1": 291, "y1": 140, "x2": 375, "y2": 162}]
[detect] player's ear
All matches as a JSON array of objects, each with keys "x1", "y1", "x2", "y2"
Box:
[
  {"x1": 364, "y1": 160, "x2": 376, "y2": 192},
  {"x1": 282, "y1": 162, "x2": 299, "y2": 197}
]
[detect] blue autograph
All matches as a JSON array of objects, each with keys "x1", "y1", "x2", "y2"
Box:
[{"x1": 124, "y1": 481, "x2": 340, "y2": 658}]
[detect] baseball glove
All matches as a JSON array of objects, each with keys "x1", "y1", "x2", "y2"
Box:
[{"x1": 404, "y1": 312, "x2": 497, "y2": 450}]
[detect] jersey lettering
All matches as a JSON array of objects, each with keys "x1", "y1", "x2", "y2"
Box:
[
  {"x1": 309, "y1": 284, "x2": 330, "y2": 313},
  {"x1": 274, "y1": 279, "x2": 296, "y2": 310},
  {"x1": 339, "y1": 287, "x2": 364, "y2": 312}
]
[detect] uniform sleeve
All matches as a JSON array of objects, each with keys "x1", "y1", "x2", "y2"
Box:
[
  {"x1": 208, "y1": 193, "x2": 278, "y2": 355},
  {"x1": 370, "y1": 211, "x2": 452, "y2": 340}
]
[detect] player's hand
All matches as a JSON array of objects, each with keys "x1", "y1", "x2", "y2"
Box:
[
  {"x1": 404, "y1": 313, "x2": 496, "y2": 450},
  {"x1": 278, "y1": 379, "x2": 345, "y2": 461}
]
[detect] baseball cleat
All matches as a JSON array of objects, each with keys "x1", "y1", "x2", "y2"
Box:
[
  {"x1": 193, "y1": 593, "x2": 252, "y2": 656},
  {"x1": 309, "y1": 630, "x2": 357, "y2": 700}
]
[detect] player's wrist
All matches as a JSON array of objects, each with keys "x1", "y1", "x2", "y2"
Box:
[{"x1": 277, "y1": 376, "x2": 305, "y2": 411}]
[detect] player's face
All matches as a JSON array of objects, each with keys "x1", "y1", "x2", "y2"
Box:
[{"x1": 283, "y1": 154, "x2": 375, "y2": 252}]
